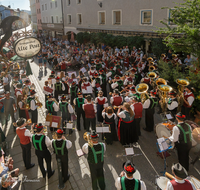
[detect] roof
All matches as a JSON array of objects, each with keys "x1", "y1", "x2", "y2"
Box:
[{"x1": 0, "y1": 5, "x2": 13, "y2": 11}]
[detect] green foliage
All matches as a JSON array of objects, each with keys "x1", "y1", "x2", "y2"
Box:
[
  {"x1": 150, "y1": 38, "x2": 168, "y2": 57},
  {"x1": 76, "y1": 32, "x2": 84, "y2": 44},
  {"x1": 157, "y1": 0, "x2": 200, "y2": 64}
]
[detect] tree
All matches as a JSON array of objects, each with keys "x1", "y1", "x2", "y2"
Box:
[
  {"x1": 157, "y1": 0, "x2": 200, "y2": 64},
  {"x1": 150, "y1": 38, "x2": 168, "y2": 58}
]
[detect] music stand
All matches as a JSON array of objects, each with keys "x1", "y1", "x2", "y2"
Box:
[{"x1": 156, "y1": 138, "x2": 172, "y2": 176}]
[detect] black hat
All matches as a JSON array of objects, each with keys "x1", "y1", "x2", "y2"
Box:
[
  {"x1": 16, "y1": 118, "x2": 26, "y2": 127},
  {"x1": 61, "y1": 94, "x2": 66, "y2": 100},
  {"x1": 123, "y1": 160, "x2": 136, "y2": 174},
  {"x1": 172, "y1": 163, "x2": 188, "y2": 179},
  {"x1": 47, "y1": 94, "x2": 53, "y2": 99},
  {"x1": 175, "y1": 112, "x2": 186, "y2": 120},
  {"x1": 114, "y1": 89, "x2": 120, "y2": 94},
  {"x1": 16, "y1": 83, "x2": 22, "y2": 89},
  {"x1": 186, "y1": 85, "x2": 192, "y2": 90},
  {"x1": 77, "y1": 91, "x2": 82, "y2": 96},
  {"x1": 30, "y1": 90, "x2": 36, "y2": 95},
  {"x1": 90, "y1": 131, "x2": 99, "y2": 139},
  {"x1": 35, "y1": 123, "x2": 43, "y2": 129}
]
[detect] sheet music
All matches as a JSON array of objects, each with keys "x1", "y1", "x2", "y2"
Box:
[
  {"x1": 80, "y1": 67, "x2": 87, "y2": 73},
  {"x1": 51, "y1": 122, "x2": 58, "y2": 128},
  {"x1": 96, "y1": 127, "x2": 103, "y2": 133},
  {"x1": 66, "y1": 123, "x2": 73, "y2": 129},
  {"x1": 45, "y1": 121, "x2": 50, "y2": 126},
  {"x1": 77, "y1": 149, "x2": 84, "y2": 157},
  {"x1": 157, "y1": 137, "x2": 169, "y2": 151},
  {"x1": 166, "y1": 114, "x2": 173, "y2": 120},
  {"x1": 102, "y1": 127, "x2": 110, "y2": 133},
  {"x1": 125, "y1": 148, "x2": 134, "y2": 155}
]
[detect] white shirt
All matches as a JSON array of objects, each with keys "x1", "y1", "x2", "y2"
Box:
[
  {"x1": 115, "y1": 174, "x2": 146, "y2": 190},
  {"x1": 82, "y1": 142, "x2": 106, "y2": 154},
  {"x1": 73, "y1": 98, "x2": 87, "y2": 106},
  {"x1": 17, "y1": 127, "x2": 32, "y2": 138},
  {"x1": 82, "y1": 103, "x2": 97, "y2": 113},
  {"x1": 51, "y1": 139, "x2": 72, "y2": 149},
  {"x1": 36, "y1": 133, "x2": 52, "y2": 148},
  {"x1": 142, "y1": 99, "x2": 150, "y2": 109},
  {"x1": 184, "y1": 92, "x2": 194, "y2": 106},
  {"x1": 167, "y1": 98, "x2": 178, "y2": 110},
  {"x1": 30, "y1": 97, "x2": 37, "y2": 111},
  {"x1": 81, "y1": 82, "x2": 93, "y2": 94},
  {"x1": 166, "y1": 178, "x2": 196, "y2": 190},
  {"x1": 111, "y1": 81, "x2": 122, "y2": 89},
  {"x1": 92, "y1": 78, "x2": 102, "y2": 87},
  {"x1": 59, "y1": 102, "x2": 74, "y2": 113}
]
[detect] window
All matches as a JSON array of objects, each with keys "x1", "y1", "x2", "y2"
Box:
[
  {"x1": 99, "y1": 12, "x2": 105, "y2": 24},
  {"x1": 42, "y1": 5, "x2": 44, "y2": 11},
  {"x1": 77, "y1": 0, "x2": 81, "y2": 4},
  {"x1": 68, "y1": 0, "x2": 71, "y2": 6},
  {"x1": 168, "y1": 9, "x2": 175, "y2": 25},
  {"x1": 55, "y1": 1, "x2": 57, "y2": 8},
  {"x1": 51, "y1": 16, "x2": 54, "y2": 23},
  {"x1": 56, "y1": 16, "x2": 58, "y2": 23},
  {"x1": 77, "y1": 14, "x2": 82, "y2": 24},
  {"x1": 45, "y1": 4, "x2": 47, "y2": 10},
  {"x1": 67, "y1": 15, "x2": 71, "y2": 24},
  {"x1": 50, "y1": 2, "x2": 52, "y2": 9},
  {"x1": 113, "y1": 10, "x2": 121, "y2": 25},
  {"x1": 141, "y1": 10, "x2": 152, "y2": 24}
]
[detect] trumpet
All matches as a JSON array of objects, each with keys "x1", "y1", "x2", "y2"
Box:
[
  {"x1": 35, "y1": 96, "x2": 43, "y2": 108},
  {"x1": 113, "y1": 106, "x2": 121, "y2": 109},
  {"x1": 52, "y1": 98, "x2": 59, "y2": 105},
  {"x1": 13, "y1": 119, "x2": 32, "y2": 127},
  {"x1": 83, "y1": 132, "x2": 93, "y2": 147}
]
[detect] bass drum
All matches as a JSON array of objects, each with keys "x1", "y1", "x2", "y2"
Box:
[
  {"x1": 155, "y1": 122, "x2": 175, "y2": 148},
  {"x1": 133, "y1": 170, "x2": 141, "y2": 180},
  {"x1": 156, "y1": 176, "x2": 169, "y2": 190}
]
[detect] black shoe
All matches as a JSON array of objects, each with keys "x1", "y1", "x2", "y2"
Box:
[
  {"x1": 26, "y1": 163, "x2": 35, "y2": 170},
  {"x1": 63, "y1": 174, "x2": 70, "y2": 183},
  {"x1": 48, "y1": 170, "x2": 55, "y2": 179}
]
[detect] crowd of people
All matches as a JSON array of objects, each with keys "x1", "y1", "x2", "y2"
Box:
[{"x1": 0, "y1": 32, "x2": 199, "y2": 190}]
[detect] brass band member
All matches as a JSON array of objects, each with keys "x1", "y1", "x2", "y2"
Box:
[{"x1": 167, "y1": 91, "x2": 178, "y2": 121}]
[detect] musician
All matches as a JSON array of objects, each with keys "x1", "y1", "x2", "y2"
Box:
[
  {"x1": 111, "y1": 75, "x2": 124, "y2": 92},
  {"x1": 16, "y1": 118, "x2": 35, "y2": 170},
  {"x1": 114, "y1": 62, "x2": 123, "y2": 76},
  {"x1": 165, "y1": 163, "x2": 196, "y2": 190},
  {"x1": 70, "y1": 81, "x2": 78, "y2": 105},
  {"x1": 32, "y1": 123, "x2": 55, "y2": 178},
  {"x1": 99, "y1": 69, "x2": 107, "y2": 96},
  {"x1": 168, "y1": 113, "x2": 193, "y2": 171},
  {"x1": 81, "y1": 77, "x2": 93, "y2": 97},
  {"x1": 74, "y1": 92, "x2": 87, "y2": 131},
  {"x1": 15, "y1": 83, "x2": 23, "y2": 98},
  {"x1": 27, "y1": 90, "x2": 38, "y2": 124},
  {"x1": 123, "y1": 73, "x2": 133, "y2": 86},
  {"x1": 95, "y1": 91, "x2": 107, "y2": 123},
  {"x1": 92, "y1": 73, "x2": 102, "y2": 97},
  {"x1": 82, "y1": 131, "x2": 106, "y2": 190},
  {"x1": 182, "y1": 85, "x2": 194, "y2": 119},
  {"x1": 124, "y1": 55, "x2": 130, "y2": 70},
  {"x1": 117, "y1": 102, "x2": 137, "y2": 145},
  {"x1": 43, "y1": 81, "x2": 53, "y2": 106},
  {"x1": 52, "y1": 129, "x2": 72, "y2": 183},
  {"x1": 83, "y1": 95, "x2": 97, "y2": 132},
  {"x1": 88, "y1": 66, "x2": 97, "y2": 79},
  {"x1": 59, "y1": 95, "x2": 74, "y2": 130},
  {"x1": 131, "y1": 97, "x2": 143, "y2": 137},
  {"x1": 143, "y1": 90, "x2": 158, "y2": 132},
  {"x1": 54, "y1": 76, "x2": 65, "y2": 102},
  {"x1": 102, "y1": 107, "x2": 118, "y2": 144},
  {"x1": 46, "y1": 94, "x2": 59, "y2": 116},
  {"x1": 110, "y1": 89, "x2": 123, "y2": 107},
  {"x1": 167, "y1": 91, "x2": 178, "y2": 121},
  {"x1": 115, "y1": 160, "x2": 146, "y2": 190}
]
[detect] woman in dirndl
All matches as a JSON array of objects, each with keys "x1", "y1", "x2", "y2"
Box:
[
  {"x1": 102, "y1": 106, "x2": 118, "y2": 144},
  {"x1": 117, "y1": 102, "x2": 138, "y2": 145}
]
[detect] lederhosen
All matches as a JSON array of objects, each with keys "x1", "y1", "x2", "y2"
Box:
[
  {"x1": 100, "y1": 73, "x2": 107, "y2": 96},
  {"x1": 88, "y1": 143, "x2": 105, "y2": 190},
  {"x1": 120, "y1": 176, "x2": 141, "y2": 190},
  {"x1": 145, "y1": 97, "x2": 158, "y2": 132},
  {"x1": 54, "y1": 82, "x2": 62, "y2": 101},
  {"x1": 175, "y1": 123, "x2": 192, "y2": 171},
  {"x1": 52, "y1": 139, "x2": 69, "y2": 181},
  {"x1": 27, "y1": 96, "x2": 38, "y2": 123},
  {"x1": 46, "y1": 100, "x2": 57, "y2": 115},
  {"x1": 103, "y1": 114, "x2": 118, "y2": 144},
  {"x1": 75, "y1": 98, "x2": 85, "y2": 131},
  {"x1": 70, "y1": 85, "x2": 78, "y2": 105},
  {"x1": 32, "y1": 134, "x2": 53, "y2": 178},
  {"x1": 59, "y1": 102, "x2": 71, "y2": 128}
]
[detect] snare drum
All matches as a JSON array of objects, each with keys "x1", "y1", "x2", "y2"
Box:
[
  {"x1": 156, "y1": 176, "x2": 169, "y2": 190},
  {"x1": 133, "y1": 170, "x2": 141, "y2": 180},
  {"x1": 156, "y1": 122, "x2": 175, "y2": 148}
]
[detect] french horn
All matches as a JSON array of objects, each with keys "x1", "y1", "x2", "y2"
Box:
[{"x1": 83, "y1": 132, "x2": 93, "y2": 147}]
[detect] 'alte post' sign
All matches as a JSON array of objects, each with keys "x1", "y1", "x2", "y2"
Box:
[{"x1": 14, "y1": 37, "x2": 41, "y2": 59}]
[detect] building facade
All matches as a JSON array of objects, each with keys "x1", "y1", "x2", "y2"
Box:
[
  {"x1": 35, "y1": 0, "x2": 42, "y2": 31},
  {"x1": 0, "y1": 5, "x2": 12, "y2": 20},
  {"x1": 29, "y1": 0, "x2": 37, "y2": 31},
  {"x1": 40, "y1": 0, "x2": 64, "y2": 37}
]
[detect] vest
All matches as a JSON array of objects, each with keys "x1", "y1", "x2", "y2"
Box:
[
  {"x1": 116, "y1": 80, "x2": 123, "y2": 91},
  {"x1": 96, "y1": 63, "x2": 102, "y2": 70},
  {"x1": 149, "y1": 97, "x2": 158, "y2": 109},
  {"x1": 177, "y1": 123, "x2": 192, "y2": 145},
  {"x1": 70, "y1": 86, "x2": 77, "y2": 97},
  {"x1": 15, "y1": 89, "x2": 22, "y2": 97},
  {"x1": 123, "y1": 111, "x2": 134, "y2": 122},
  {"x1": 133, "y1": 103, "x2": 143, "y2": 119},
  {"x1": 170, "y1": 179, "x2": 193, "y2": 190},
  {"x1": 97, "y1": 97, "x2": 106, "y2": 105},
  {"x1": 87, "y1": 143, "x2": 104, "y2": 164},
  {"x1": 32, "y1": 134, "x2": 47, "y2": 151},
  {"x1": 76, "y1": 98, "x2": 85, "y2": 108},
  {"x1": 46, "y1": 100, "x2": 54, "y2": 113},
  {"x1": 113, "y1": 96, "x2": 122, "y2": 106},
  {"x1": 183, "y1": 92, "x2": 194, "y2": 108},
  {"x1": 120, "y1": 176, "x2": 141, "y2": 190},
  {"x1": 16, "y1": 128, "x2": 30, "y2": 145},
  {"x1": 105, "y1": 114, "x2": 115, "y2": 124},
  {"x1": 89, "y1": 71, "x2": 95, "y2": 76},
  {"x1": 100, "y1": 74, "x2": 106, "y2": 84},
  {"x1": 27, "y1": 97, "x2": 34, "y2": 107},
  {"x1": 127, "y1": 77, "x2": 132, "y2": 82},
  {"x1": 82, "y1": 83, "x2": 90, "y2": 91},
  {"x1": 59, "y1": 102, "x2": 68, "y2": 113},
  {"x1": 55, "y1": 82, "x2": 62, "y2": 92},
  {"x1": 84, "y1": 104, "x2": 95, "y2": 118},
  {"x1": 52, "y1": 139, "x2": 68, "y2": 156}
]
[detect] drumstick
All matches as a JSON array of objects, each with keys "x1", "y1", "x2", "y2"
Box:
[{"x1": 165, "y1": 172, "x2": 174, "y2": 180}]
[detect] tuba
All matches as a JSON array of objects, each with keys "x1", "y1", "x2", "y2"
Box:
[
  {"x1": 135, "y1": 83, "x2": 149, "y2": 104},
  {"x1": 149, "y1": 66, "x2": 156, "y2": 71},
  {"x1": 147, "y1": 72, "x2": 157, "y2": 79},
  {"x1": 157, "y1": 85, "x2": 173, "y2": 112},
  {"x1": 83, "y1": 132, "x2": 93, "y2": 147},
  {"x1": 156, "y1": 78, "x2": 167, "y2": 86}
]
